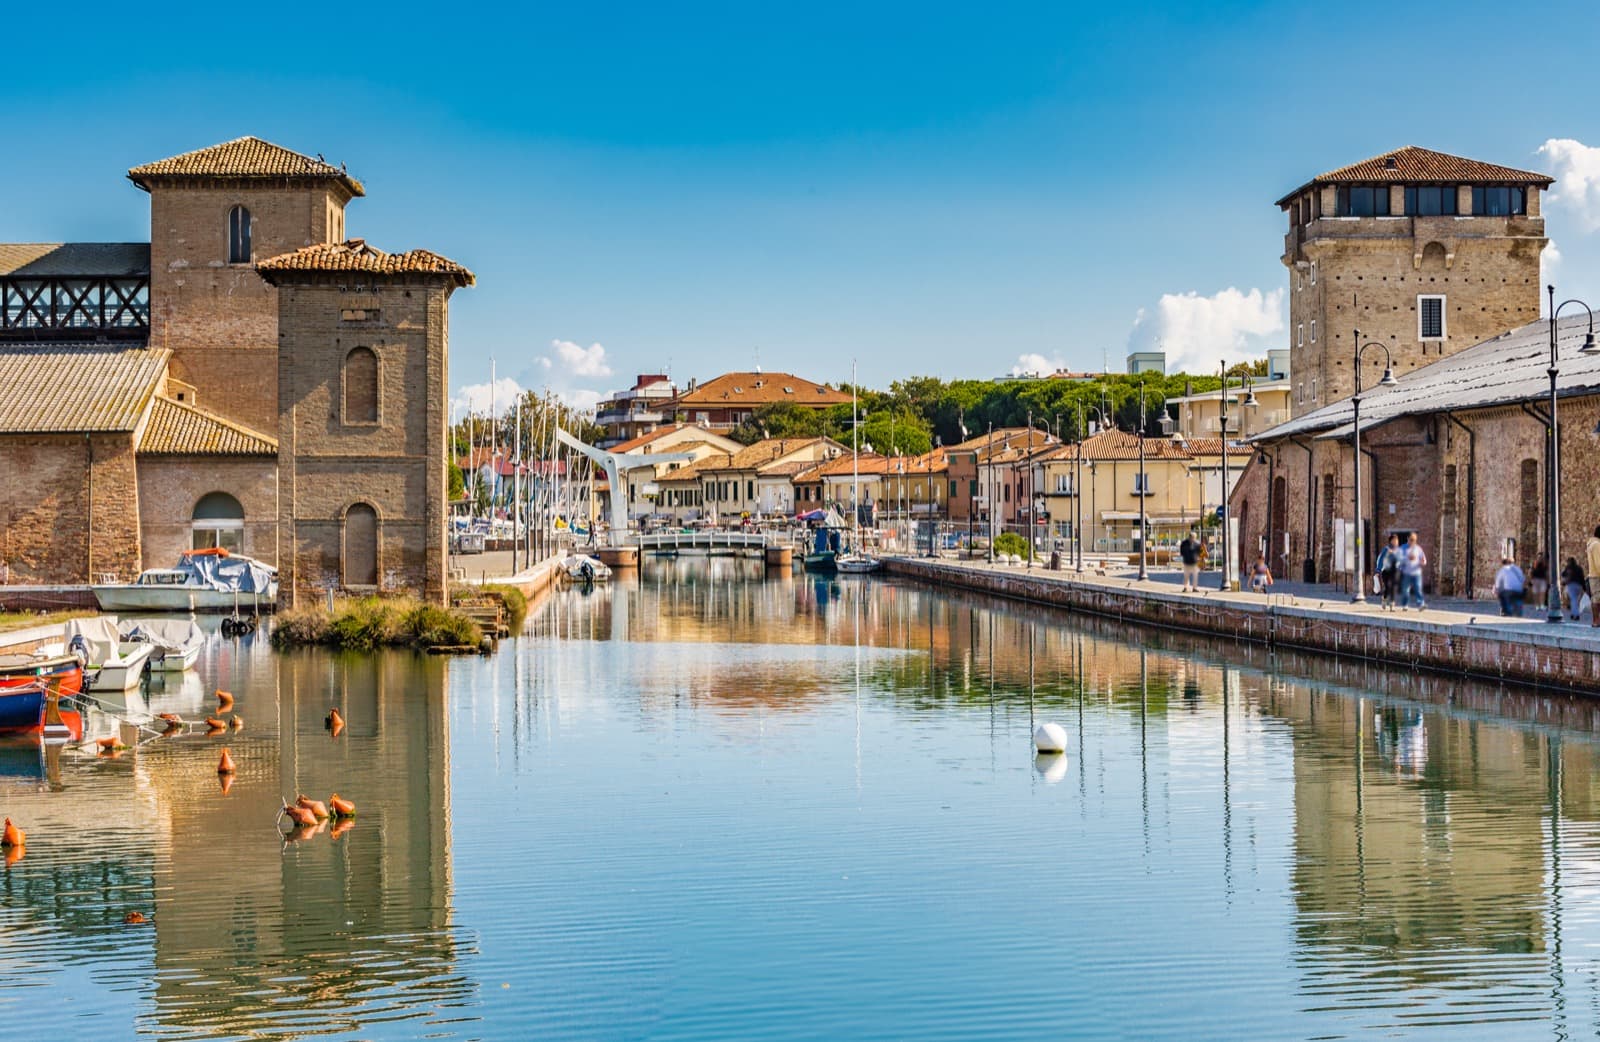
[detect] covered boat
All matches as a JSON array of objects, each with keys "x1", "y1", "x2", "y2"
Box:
[
  {"x1": 559, "y1": 555, "x2": 612, "y2": 584},
  {"x1": 92, "y1": 548, "x2": 278, "y2": 613},
  {"x1": 58, "y1": 618, "x2": 156, "y2": 692},
  {"x1": 119, "y1": 618, "x2": 205, "y2": 672}
]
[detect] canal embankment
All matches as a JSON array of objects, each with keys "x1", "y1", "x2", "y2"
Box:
[{"x1": 885, "y1": 557, "x2": 1600, "y2": 695}]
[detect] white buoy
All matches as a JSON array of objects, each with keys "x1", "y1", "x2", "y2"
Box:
[
  {"x1": 1033, "y1": 722, "x2": 1067, "y2": 754},
  {"x1": 1034, "y1": 752, "x2": 1068, "y2": 784}
]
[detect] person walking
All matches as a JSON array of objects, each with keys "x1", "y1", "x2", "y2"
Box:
[
  {"x1": 1588, "y1": 525, "x2": 1600, "y2": 627},
  {"x1": 1493, "y1": 557, "x2": 1526, "y2": 617},
  {"x1": 1528, "y1": 552, "x2": 1550, "y2": 611},
  {"x1": 1561, "y1": 556, "x2": 1587, "y2": 622},
  {"x1": 1178, "y1": 530, "x2": 1201, "y2": 592},
  {"x1": 1397, "y1": 532, "x2": 1428, "y2": 611},
  {"x1": 1374, "y1": 535, "x2": 1402, "y2": 611},
  {"x1": 1249, "y1": 556, "x2": 1274, "y2": 594}
]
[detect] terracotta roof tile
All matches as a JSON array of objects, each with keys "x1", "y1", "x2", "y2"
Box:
[
  {"x1": 129, "y1": 136, "x2": 364, "y2": 196},
  {"x1": 256, "y1": 239, "x2": 474, "y2": 286},
  {"x1": 0, "y1": 345, "x2": 169, "y2": 432},
  {"x1": 1277, "y1": 146, "x2": 1552, "y2": 206},
  {"x1": 140, "y1": 396, "x2": 276, "y2": 456},
  {"x1": 672, "y1": 372, "x2": 850, "y2": 409},
  {"x1": 1034, "y1": 430, "x2": 1192, "y2": 462}
]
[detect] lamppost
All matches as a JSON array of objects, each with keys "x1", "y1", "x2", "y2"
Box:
[
  {"x1": 1136, "y1": 383, "x2": 1148, "y2": 580},
  {"x1": 1217, "y1": 363, "x2": 1258, "y2": 591},
  {"x1": 1544, "y1": 286, "x2": 1600, "y2": 622},
  {"x1": 1350, "y1": 330, "x2": 1398, "y2": 604},
  {"x1": 986, "y1": 422, "x2": 996, "y2": 563},
  {"x1": 1025, "y1": 410, "x2": 1034, "y2": 570},
  {"x1": 1074, "y1": 402, "x2": 1085, "y2": 573}
]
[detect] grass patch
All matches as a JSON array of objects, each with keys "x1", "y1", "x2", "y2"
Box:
[
  {"x1": 0, "y1": 609, "x2": 95, "y2": 635},
  {"x1": 272, "y1": 596, "x2": 483, "y2": 651}
]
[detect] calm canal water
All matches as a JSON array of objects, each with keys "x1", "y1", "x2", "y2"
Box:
[{"x1": 4, "y1": 559, "x2": 1600, "y2": 1040}]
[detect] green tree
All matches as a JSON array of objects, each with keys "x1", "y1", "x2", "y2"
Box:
[
  {"x1": 448, "y1": 463, "x2": 466, "y2": 502},
  {"x1": 729, "y1": 401, "x2": 826, "y2": 444}
]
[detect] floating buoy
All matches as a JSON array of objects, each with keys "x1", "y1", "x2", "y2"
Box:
[
  {"x1": 325, "y1": 708, "x2": 344, "y2": 736},
  {"x1": 329, "y1": 794, "x2": 356, "y2": 818},
  {"x1": 158, "y1": 712, "x2": 183, "y2": 725},
  {"x1": 296, "y1": 794, "x2": 329, "y2": 820},
  {"x1": 282, "y1": 802, "x2": 318, "y2": 828},
  {"x1": 123, "y1": 911, "x2": 148, "y2": 925},
  {"x1": 218, "y1": 773, "x2": 235, "y2": 796},
  {"x1": 329, "y1": 818, "x2": 355, "y2": 840},
  {"x1": 1033, "y1": 722, "x2": 1068, "y2": 754},
  {"x1": 205, "y1": 717, "x2": 226, "y2": 732},
  {"x1": 216, "y1": 690, "x2": 234, "y2": 710},
  {"x1": 1034, "y1": 752, "x2": 1069, "y2": 784},
  {"x1": 2, "y1": 818, "x2": 24, "y2": 848},
  {"x1": 95, "y1": 735, "x2": 120, "y2": 751},
  {"x1": 217, "y1": 748, "x2": 236, "y2": 775},
  {"x1": 3, "y1": 844, "x2": 22, "y2": 867},
  {"x1": 230, "y1": 715, "x2": 243, "y2": 731}
]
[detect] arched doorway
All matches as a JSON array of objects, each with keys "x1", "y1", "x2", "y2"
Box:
[
  {"x1": 192, "y1": 491, "x2": 244, "y2": 552},
  {"x1": 344, "y1": 503, "x2": 378, "y2": 587}
]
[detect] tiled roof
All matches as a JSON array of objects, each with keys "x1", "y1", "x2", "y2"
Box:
[
  {"x1": 1036, "y1": 430, "x2": 1192, "y2": 462},
  {"x1": 0, "y1": 345, "x2": 169, "y2": 432},
  {"x1": 814, "y1": 453, "x2": 892, "y2": 478},
  {"x1": 1177, "y1": 437, "x2": 1228, "y2": 456},
  {"x1": 1255, "y1": 313, "x2": 1600, "y2": 442},
  {"x1": 0, "y1": 243, "x2": 149, "y2": 277},
  {"x1": 128, "y1": 136, "x2": 365, "y2": 196},
  {"x1": 673, "y1": 372, "x2": 850, "y2": 408},
  {"x1": 608, "y1": 424, "x2": 740, "y2": 454},
  {"x1": 1277, "y1": 146, "x2": 1552, "y2": 206},
  {"x1": 256, "y1": 239, "x2": 474, "y2": 286},
  {"x1": 140, "y1": 396, "x2": 276, "y2": 455},
  {"x1": 695, "y1": 437, "x2": 839, "y2": 473}
]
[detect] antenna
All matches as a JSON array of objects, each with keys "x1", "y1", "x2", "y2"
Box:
[{"x1": 755, "y1": 346, "x2": 761, "y2": 375}]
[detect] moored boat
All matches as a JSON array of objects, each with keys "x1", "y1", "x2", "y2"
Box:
[
  {"x1": 836, "y1": 552, "x2": 883, "y2": 574},
  {"x1": 119, "y1": 618, "x2": 205, "y2": 672},
  {"x1": 54, "y1": 618, "x2": 156, "y2": 692},
  {"x1": 92, "y1": 548, "x2": 278, "y2": 613}
]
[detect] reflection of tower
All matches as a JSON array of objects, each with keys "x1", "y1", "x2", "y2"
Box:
[{"x1": 148, "y1": 648, "x2": 458, "y2": 1035}]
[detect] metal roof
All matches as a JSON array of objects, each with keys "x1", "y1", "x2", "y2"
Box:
[
  {"x1": 139, "y1": 396, "x2": 276, "y2": 455},
  {"x1": 0, "y1": 345, "x2": 169, "y2": 432},
  {"x1": 1254, "y1": 314, "x2": 1600, "y2": 442},
  {"x1": 0, "y1": 243, "x2": 150, "y2": 277}
]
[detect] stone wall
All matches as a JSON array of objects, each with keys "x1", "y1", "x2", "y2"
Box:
[
  {"x1": 136, "y1": 456, "x2": 278, "y2": 569},
  {"x1": 0, "y1": 432, "x2": 141, "y2": 583}
]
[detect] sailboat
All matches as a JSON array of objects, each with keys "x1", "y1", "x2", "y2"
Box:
[{"x1": 836, "y1": 362, "x2": 882, "y2": 575}]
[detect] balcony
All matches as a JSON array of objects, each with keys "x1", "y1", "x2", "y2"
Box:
[{"x1": 597, "y1": 408, "x2": 666, "y2": 426}]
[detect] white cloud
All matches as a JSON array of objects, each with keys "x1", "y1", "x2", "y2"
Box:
[
  {"x1": 541, "y1": 339, "x2": 613, "y2": 379},
  {"x1": 451, "y1": 376, "x2": 525, "y2": 417},
  {"x1": 1543, "y1": 240, "x2": 1562, "y2": 292},
  {"x1": 1538, "y1": 139, "x2": 1600, "y2": 230},
  {"x1": 1011, "y1": 352, "x2": 1064, "y2": 377},
  {"x1": 1127, "y1": 286, "x2": 1285, "y2": 375}
]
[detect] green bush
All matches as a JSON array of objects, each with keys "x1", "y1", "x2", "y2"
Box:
[
  {"x1": 993, "y1": 532, "x2": 1032, "y2": 559},
  {"x1": 407, "y1": 604, "x2": 483, "y2": 648},
  {"x1": 272, "y1": 596, "x2": 482, "y2": 650}
]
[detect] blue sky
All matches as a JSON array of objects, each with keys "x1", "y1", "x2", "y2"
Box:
[{"x1": 8, "y1": 1, "x2": 1600, "y2": 410}]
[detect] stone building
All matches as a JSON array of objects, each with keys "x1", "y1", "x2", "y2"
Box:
[
  {"x1": 1229, "y1": 146, "x2": 1555, "y2": 588},
  {"x1": 0, "y1": 137, "x2": 471, "y2": 605}
]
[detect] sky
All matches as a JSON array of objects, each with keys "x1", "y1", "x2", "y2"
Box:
[{"x1": 8, "y1": 1, "x2": 1600, "y2": 413}]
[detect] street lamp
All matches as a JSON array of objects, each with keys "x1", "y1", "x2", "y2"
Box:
[
  {"x1": 1544, "y1": 287, "x2": 1600, "y2": 622},
  {"x1": 1217, "y1": 363, "x2": 1259, "y2": 591},
  {"x1": 1137, "y1": 383, "x2": 1148, "y2": 580},
  {"x1": 1350, "y1": 331, "x2": 1399, "y2": 604}
]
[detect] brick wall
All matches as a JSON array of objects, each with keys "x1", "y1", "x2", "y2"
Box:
[
  {"x1": 136, "y1": 457, "x2": 278, "y2": 569},
  {"x1": 0, "y1": 432, "x2": 141, "y2": 583}
]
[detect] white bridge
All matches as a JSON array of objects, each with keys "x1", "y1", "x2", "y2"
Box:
[{"x1": 634, "y1": 530, "x2": 793, "y2": 555}]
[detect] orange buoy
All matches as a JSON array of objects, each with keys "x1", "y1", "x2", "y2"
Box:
[
  {"x1": 218, "y1": 772, "x2": 235, "y2": 796},
  {"x1": 95, "y1": 735, "x2": 119, "y2": 751},
  {"x1": 282, "y1": 802, "x2": 318, "y2": 828},
  {"x1": 329, "y1": 793, "x2": 356, "y2": 818},
  {"x1": 329, "y1": 818, "x2": 355, "y2": 840},
  {"x1": 205, "y1": 717, "x2": 226, "y2": 731},
  {"x1": 123, "y1": 911, "x2": 148, "y2": 925},
  {"x1": 296, "y1": 794, "x2": 329, "y2": 820},
  {"x1": 2, "y1": 818, "x2": 24, "y2": 848},
  {"x1": 325, "y1": 708, "x2": 345, "y2": 735},
  {"x1": 217, "y1": 748, "x2": 236, "y2": 774},
  {"x1": 158, "y1": 712, "x2": 183, "y2": 724},
  {"x1": 216, "y1": 690, "x2": 234, "y2": 710},
  {"x1": 230, "y1": 715, "x2": 243, "y2": 731},
  {"x1": 3, "y1": 844, "x2": 21, "y2": 867}
]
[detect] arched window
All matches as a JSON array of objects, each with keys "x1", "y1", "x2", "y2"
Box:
[
  {"x1": 228, "y1": 205, "x2": 252, "y2": 264},
  {"x1": 344, "y1": 503, "x2": 379, "y2": 587},
  {"x1": 192, "y1": 491, "x2": 245, "y2": 552},
  {"x1": 343, "y1": 347, "x2": 379, "y2": 424}
]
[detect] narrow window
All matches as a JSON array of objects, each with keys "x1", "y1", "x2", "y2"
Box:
[
  {"x1": 1310, "y1": 320, "x2": 1317, "y2": 343},
  {"x1": 1309, "y1": 261, "x2": 1317, "y2": 285},
  {"x1": 343, "y1": 503, "x2": 379, "y2": 587},
  {"x1": 1419, "y1": 295, "x2": 1446, "y2": 339},
  {"x1": 228, "y1": 205, "x2": 252, "y2": 264},
  {"x1": 1311, "y1": 376, "x2": 1318, "y2": 400},
  {"x1": 343, "y1": 347, "x2": 379, "y2": 424},
  {"x1": 1297, "y1": 323, "x2": 1304, "y2": 347},
  {"x1": 1133, "y1": 473, "x2": 1151, "y2": 494}
]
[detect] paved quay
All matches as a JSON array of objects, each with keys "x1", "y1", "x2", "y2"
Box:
[{"x1": 884, "y1": 556, "x2": 1600, "y2": 694}]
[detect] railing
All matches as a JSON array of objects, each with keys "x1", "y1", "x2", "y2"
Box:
[{"x1": 0, "y1": 275, "x2": 150, "y2": 340}]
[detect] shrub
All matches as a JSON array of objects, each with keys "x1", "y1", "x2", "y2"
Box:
[
  {"x1": 273, "y1": 596, "x2": 482, "y2": 650},
  {"x1": 407, "y1": 604, "x2": 483, "y2": 648},
  {"x1": 994, "y1": 532, "x2": 1032, "y2": 560},
  {"x1": 270, "y1": 606, "x2": 331, "y2": 647}
]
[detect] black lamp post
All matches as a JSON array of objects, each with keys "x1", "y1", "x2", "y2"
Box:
[
  {"x1": 1350, "y1": 331, "x2": 1399, "y2": 604},
  {"x1": 1074, "y1": 403, "x2": 1085, "y2": 573},
  {"x1": 1217, "y1": 364, "x2": 1259, "y2": 591},
  {"x1": 1137, "y1": 383, "x2": 1148, "y2": 580},
  {"x1": 1544, "y1": 286, "x2": 1600, "y2": 622}
]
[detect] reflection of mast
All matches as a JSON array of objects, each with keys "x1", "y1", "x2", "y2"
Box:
[
  {"x1": 1221, "y1": 664, "x2": 1232, "y2": 901},
  {"x1": 1076, "y1": 633, "x2": 1086, "y2": 802},
  {"x1": 1139, "y1": 649, "x2": 1149, "y2": 858},
  {"x1": 1355, "y1": 694, "x2": 1367, "y2": 913},
  {"x1": 1549, "y1": 734, "x2": 1568, "y2": 1032}
]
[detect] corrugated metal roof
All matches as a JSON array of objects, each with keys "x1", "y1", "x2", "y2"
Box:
[
  {"x1": 139, "y1": 396, "x2": 276, "y2": 455},
  {"x1": 0, "y1": 345, "x2": 169, "y2": 432},
  {"x1": 0, "y1": 243, "x2": 150, "y2": 276},
  {"x1": 1256, "y1": 314, "x2": 1600, "y2": 442}
]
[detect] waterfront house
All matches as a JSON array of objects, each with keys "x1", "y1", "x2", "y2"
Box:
[
  {"x1": 603, "y1": 425, "x2": 741, "y2": 523},
  {"x1": 594, "y1": 373, "x2": 678, "y2": 447},
  {"x1": 1035, "y1": 430, "x2": 1204, "y2": 553},
  {"x1": 666, "y1": 371, "x2": 850, "y2": 430}
]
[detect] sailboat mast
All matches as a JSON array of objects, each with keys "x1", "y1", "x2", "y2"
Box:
[{"x1": 851, "y1": 361, "x2": 859, "y2": 545}]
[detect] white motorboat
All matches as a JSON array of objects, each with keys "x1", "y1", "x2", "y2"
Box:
[
  {"x1": 559, "y1": 555, "x2": 612, "y2": 584},
  {"x1": 836, "y1": 552, "x2": 883, "y2": 574},
  {"x1": 52, "y1": 619, "x2": 156, "y2": 692},
  {"x1": 93, "y1": 549, "x2": 278, "y2": 613},
  {"x1": 119, "y1": 618, "x2": 205, "y2": 672}
]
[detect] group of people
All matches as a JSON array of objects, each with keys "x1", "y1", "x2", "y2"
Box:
[
  {"x1": 1490, "y1": 525, "x2": 1600, "y2": 623},
  {"x1": 1372, "y1": 532, "x2": 1431, "y2": 611}
]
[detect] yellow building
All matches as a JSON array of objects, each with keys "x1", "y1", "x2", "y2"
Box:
[{"x1": 1035, "y1": 429, "x2": 1209, "y2": 552}]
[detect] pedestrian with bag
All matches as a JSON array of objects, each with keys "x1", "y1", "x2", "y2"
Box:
[
  {"x1": 1397, "y1": 532, "x2": 1428, "y2": 611},
  {"x1": 1493, "y1": 557, "x2": 1526, "y2": 617},
  {"x1": 1178, "y1": 530, "x2": 1201, "y2": 592},
  {"x1": 1562, "y1": 556, "x2": 1587, "y2": 622},
  {"x1": 1587, "y1": 525, "x2": 1600, "y2": 627},
  {"x1": 1374, "y1": 535, "x2": 1401, "y2": 611}
]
